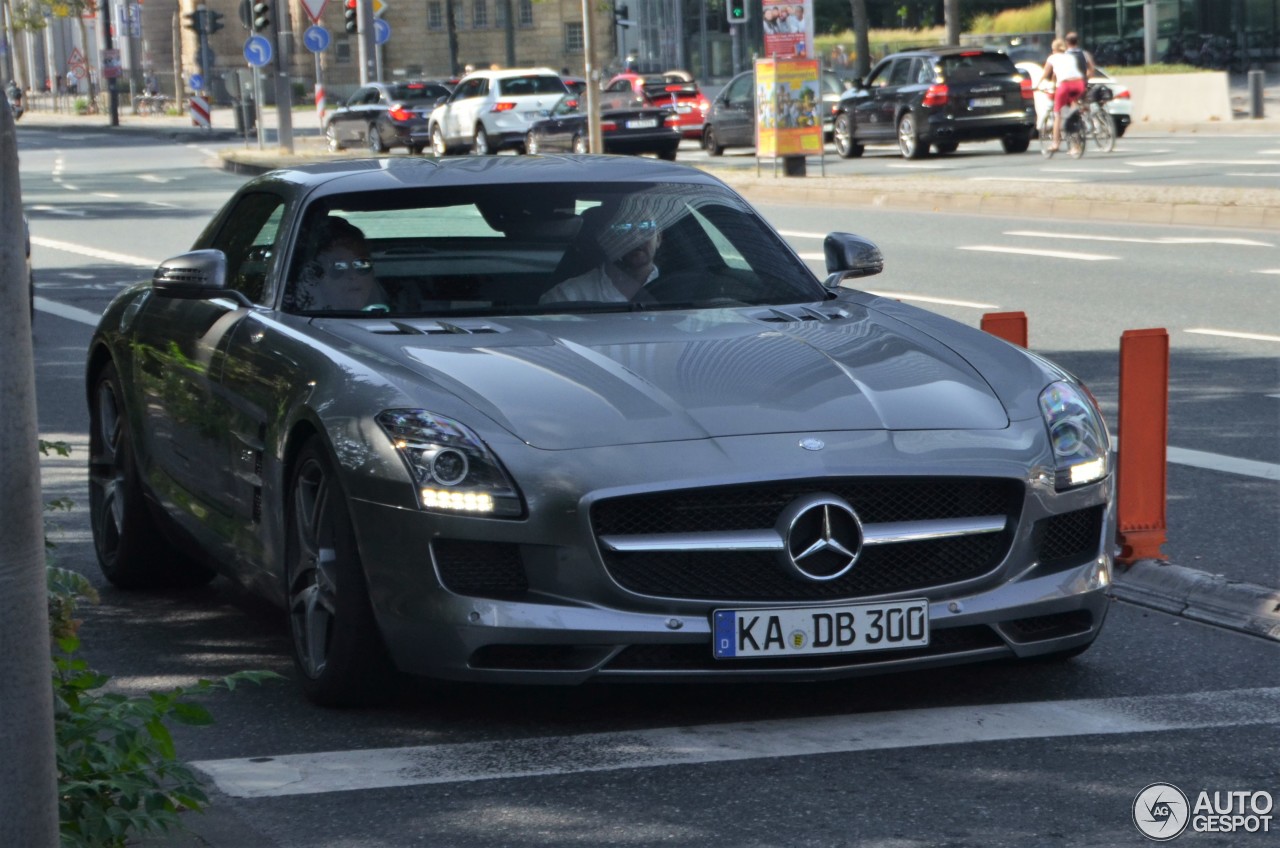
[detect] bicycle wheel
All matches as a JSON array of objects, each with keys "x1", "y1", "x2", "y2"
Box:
[
  {"x1": 1066, "y1": 115, "x2": 1087, "y2": 159},
  {"x1": 1039, "y1": 113, "x2": 1055, "y2": 158},
  {"x1": 1091, "y1": 110, "x2": 1116, "y2": 152}
]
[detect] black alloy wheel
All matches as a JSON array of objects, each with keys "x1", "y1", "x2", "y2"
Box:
[
  {"x1": 897, "y1": 113, "x2": 926, "y2": 159},
  {"x1": 367, "y1": 123, "x2": 387, "y2": 153},
  {"x1": 702, "y1": 126, "x2": 723, "y2": 156}
]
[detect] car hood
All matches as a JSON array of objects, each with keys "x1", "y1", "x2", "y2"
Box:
[{"x1": 316, "y1": 306, "x2": 1009, "y2": 450}]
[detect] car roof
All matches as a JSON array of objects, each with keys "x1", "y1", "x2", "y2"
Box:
[
  {"x1": 253, "y1": 155, "x2": 729, "y2": 198},
  {"x1": 882, "y1": 46, "x2": 1010, "y2": 59},
  {"x1": 459, "y1": 67, "x2": 560, "y2": 81}
]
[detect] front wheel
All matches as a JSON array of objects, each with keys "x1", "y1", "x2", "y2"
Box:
[
  {"x1": 833, "y1": 113, "x2": 864, "y2": 158},
  {"x1": 286, "y1": 437, "x2": 396, "y2": 707},
  {"x1": 572, "y1": 133, "x2": 588, "y2": 154},
  {"x1": 1090, "y1": 110, "x2": 1116, "y2": 152},
  {"x1": 1066, "y1": 114, "x2": 1087, "y2": 159},
  {"x1": 897, "y1": 113, "x2": 925, "y2": 159},
  {"x1": 702, "y1": 126, "x2": 723, "y2": 156},
  {"x1": 1039, "y1": 114, "x2": 1056, "y2": 158}
]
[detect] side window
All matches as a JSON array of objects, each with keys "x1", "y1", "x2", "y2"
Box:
[
  {"x1": 888, "y1": 59, "x2": 912, "y2": 86},
  {"x1": 916, "y1": 59, "x2": 936, "y2": 85},
  {"x1": 727, "y1": 74, "x2": 752, "y2": 104},
  {"x1": 347, "y1": 88, "x2": 368, "y2": 106},
  {"x1": 365, "y1": 88, "x2": 383, "y2": 104},
  {"x1": 866, "y1": 62, "x2": 891, "y2": 88},
  {"x1": 208, "y1": 193, "x2": 285, "y2": 305}
]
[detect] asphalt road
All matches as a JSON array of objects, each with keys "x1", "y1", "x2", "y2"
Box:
[{"x1": 13, "y1": 121, "x2": 1280, "y2": 848}]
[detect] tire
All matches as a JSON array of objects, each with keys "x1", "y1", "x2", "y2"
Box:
[
  {"x1": 409, "y1": 144, "x2": 424, "y2": 155},
  {"x1": 1000, "y1": 131, "x2": 1031, "y2": 154},
  {"x1": 286, "y1": 436, "x2": 396, "y2": 707},
  {"x1": 1039, "y1": 114, "x2": 1056, "y2": 158},
  {"x1": 89, "y1": 362, "x2": 215, "y2": 590},
  {"x1": 702, "y1": 126, "x2": 723, "y2": 156},
  {"x1": 325, "y1": 124, "x2": 343, "y2": 152},
  {"x1": 525, "y1": 131, "x2": 540, "y2": 155},
  {"x1": 367, "y1": 123, "x2": 387, "y2": 154},
  {"x1": 1066, "y1": 114, "x2": 1087, "y2": 159},
  {"x1": 472, "y1": 125, "x2": 491, "y2": 155},
  {"x1": 657, "y1": 145, "x2": 678, "y2": 161},
  {"x1": 1090, "y1": 110, "x2": 1116, "y2": 152},
  {"x1": 833, "y1": 113, "x2": 864, "y2": 159},
  {"x1": 1114, "y1": 120, "x2": 1127, "y2": 138},
  {"x1": 933, "y1": 141, "x2": 959, "y2": 155},
  {"x1": 572, "y1": 134, "x2": 588, "y2": 154},
  {"x1": 431, "y1": 124, "x2": 448, "y2": 157},
  {"x1": 897, "y1": 113, "x2": 925, "y2": 159}
]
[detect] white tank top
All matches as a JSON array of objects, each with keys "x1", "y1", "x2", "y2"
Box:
[{"x1": 1047, "y1": 52, "x2": 1084, "y2": 82}]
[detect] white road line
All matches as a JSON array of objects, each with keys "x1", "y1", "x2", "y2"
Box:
[
  {"x1": 1186, "y1": 328, "x2": 1280, "y2": 343},
  {"x1": 28, "y1": 205, "x2": 86, "y2": 218},
  {"x1": 887, "y1": 163, "x2": 952, "y2": 169},
  {"x1": 959, "y1": 245, "x2": 1116, "y2": 261},
  {"x1": 1167, "y1": 447, "x2": 1280, "y2": 482},
  {"x1": 1127, "y1": 159, "x2": 1279, "y2": 168},
  {"x1": 192, "y1": 687, "x2": 1280, "y2": 799},
  {"x1": 1254, "y1": 269, "x2": 1280, "y2": 275},
  {"x1": 28, "y1": 236, "x2": 160, "y2": 267},
  {"x1": 93, "y1": 192, "x2": 122, "y2": 199},
  {"x1": 968, "y1": 176, "x2": 1080, "y2": 183},
  {"x1": 33, "y1": 298, "x2": 104, "y2": 327},
  {"x1": 137, "y1": 174, "x2": 183, "y2": 183},
  {"x1": 863, "y1": 290, "x2": 998, "y2": 310},
  {"x1": 777, "y1": 229, "x2": 824, "y2": 239},
  {"x1": 797, "y1": 252, "x2": 825, "y2": 261},
  {"x1": 1040, "y1": 167, "x2": 1134, "y2": 174},
  {"x1": 1005, "y1": 230, "x2": 1272, "y2": 247}
]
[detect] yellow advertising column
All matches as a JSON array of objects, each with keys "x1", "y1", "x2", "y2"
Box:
[{"x1": 754, "y1": 57, "x2": 823, "y2": 175}]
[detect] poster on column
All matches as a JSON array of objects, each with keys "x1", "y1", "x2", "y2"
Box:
[
  {"x1": 762, "y1": 0, "x2": 814, "y2": 59},
  {"x1": 754, "y1": 58, "x2": 822, "y2": 158}
]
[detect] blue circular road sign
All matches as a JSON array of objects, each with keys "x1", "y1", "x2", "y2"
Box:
[
  {"x1": 303, "y1": 25, "x2": 330, "y2": 53},
  {"x1": 373, "y1": 18, "x2": 390, "y2": 46},
  {"x1": 189, "y1": 72, "x2": 205, "y2": 91},
  {"x1": 244, "y1": 34, "x2": 273, "y2": 67}
]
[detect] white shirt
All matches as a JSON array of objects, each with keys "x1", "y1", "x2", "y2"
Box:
[
  {"x1": 540, "y1": 264, "x2": 660, "y2": 304},
  {"x1": 1046, "y1": 51, "x2": 1085, "y2": 82}
]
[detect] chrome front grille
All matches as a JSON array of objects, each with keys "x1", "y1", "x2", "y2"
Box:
[{"x1": 592, "y1": 478, "x2": 1022, "y2": 601}]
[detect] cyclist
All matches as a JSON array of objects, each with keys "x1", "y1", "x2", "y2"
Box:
[{"x1": 1040, "y1": 36, "x2": 1086, "y2": 154}]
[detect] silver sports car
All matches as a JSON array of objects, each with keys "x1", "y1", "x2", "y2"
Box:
[{"x1": 87, "y1": 156, "x2": 1114, "y2": 706}]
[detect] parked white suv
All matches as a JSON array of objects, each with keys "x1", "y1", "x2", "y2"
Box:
[{"x1": 429, "y1": 68, "x2": 568, "y2": 155}]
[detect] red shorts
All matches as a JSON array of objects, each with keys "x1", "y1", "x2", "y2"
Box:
[{"x1": 1054, "y1": 79, "x2": 1085, "y2": 113}]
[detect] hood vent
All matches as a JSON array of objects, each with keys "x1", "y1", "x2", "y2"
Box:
[
  {"x1": 751, "y1": 305, "x2": 851, "y2": 324},
  {"x1": 373, "y1": 319, "x2": 503, "y2": 336}
]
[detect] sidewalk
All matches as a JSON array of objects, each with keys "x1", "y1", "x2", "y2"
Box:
[{"x1": 18, "y1": 100, "x2": 1280, "y2": 647}]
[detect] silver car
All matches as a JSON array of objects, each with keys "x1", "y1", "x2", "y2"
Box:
[{"x1": 86, "y1": 156, "x2": 1113, "y2": 706}]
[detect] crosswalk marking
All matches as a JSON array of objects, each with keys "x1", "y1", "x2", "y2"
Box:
[
  {"x1": 1004, "y1": 230, "x2": 1272, "y2": 247},
  {"x1": 959, "y1": 245, "x2": 1116, "y2": 260},
  {"x1": 192, "y1": 687, "x2": 1280, "y2": 799}
]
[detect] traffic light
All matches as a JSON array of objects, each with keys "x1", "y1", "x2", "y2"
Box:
[
  {"x1": 184, "y1": 9, "x2": 205, "y2": 33},
  {"x1": 251, "y1": 1, "x2": 270, "y2": 32},
  {"x1": 727, "y1": 0, "x2": 748, "y2": 24},
  {"x1": 207, "y1": 10, "x2": 225, "y2": 33},
  {"x1": 344, "y1": 0, "x2": 358, "y2": 33}
]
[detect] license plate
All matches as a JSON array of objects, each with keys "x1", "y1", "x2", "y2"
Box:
[
  {"x1": 626, "y1": 119, "x2": 658, "y2": 129},
  {"x1": 675, "y1": 104, "x2": 692, "y2": 113},
  {"x1": 713, "y1": 599, "x2": 929, "y2": 659},
  {"x1": 970, "y1": 97, "x2": 1003, "y2": 108},
  {"x1": 523, "y1": 110, "x2": 549, "y2": 120}
]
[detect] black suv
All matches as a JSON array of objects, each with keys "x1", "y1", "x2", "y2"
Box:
[{"x1": 832, "y1": 47, "x2": 1034, "y2": 159}]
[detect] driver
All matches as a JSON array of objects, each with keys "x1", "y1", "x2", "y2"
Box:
[
  {"x1": 293, "y1": 217, "x2": 387, "y2": 311},
  {"x1": 540, "y1": 205, "x2": 662, "y2": 303}
]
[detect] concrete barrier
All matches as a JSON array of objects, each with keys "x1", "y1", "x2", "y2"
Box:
[{"x1": 1116, "y1": 71, "x2": 1233, "y2": 123}]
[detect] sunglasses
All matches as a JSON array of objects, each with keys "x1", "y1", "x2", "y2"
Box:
[
  {"x1": 328, "y1": 259, "x2": 374, "y2": 274},
  {"x1": 609, "y1": 219, "x2": 657, "y2": 233}
]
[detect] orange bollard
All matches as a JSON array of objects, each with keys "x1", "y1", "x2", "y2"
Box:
[
  {"x1": 980, "y1": 311, "x2": 1028, "y2": 347},
  {"x1": 1115, "y1": 328, "x2": 1169, "y2": 563}
]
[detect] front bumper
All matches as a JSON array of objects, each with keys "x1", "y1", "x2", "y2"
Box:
[{"x1": 348, "y1": 424, "x2": 1115, "y2": 685}]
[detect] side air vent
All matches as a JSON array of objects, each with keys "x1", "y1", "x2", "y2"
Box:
[{"x1": 376, "y1": 320, "x2": 503, "y2": 336}]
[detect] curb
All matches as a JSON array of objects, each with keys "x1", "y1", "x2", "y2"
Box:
[{"x1": 1111, "y1": 560, "x2": 1280, "y2": 641}]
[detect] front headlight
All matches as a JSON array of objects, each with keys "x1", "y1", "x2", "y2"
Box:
[
  {"x1": 1038, "y1": 381, "x2": 1110, "y2": 489},
  {"x1": 376, "y1": 410, "x2": 523, "y2": 517}
]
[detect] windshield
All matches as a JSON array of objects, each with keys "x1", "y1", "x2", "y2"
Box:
[
  {"x1": 284, "y1": 183, "x2": 825, "y2": 317},
  {"x1": 496, "y1": 75, "x2": 567, "y2": 96},
  {"x1": 390, "y1": 82, "x2": 450, "y2": 102},
  {"x1": 939, "y1": 53, "x2": 1018, "y2": 81}
]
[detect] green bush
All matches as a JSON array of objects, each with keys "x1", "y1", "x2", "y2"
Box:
[
  {"x1": 41, "y1": 440, "x2": 280, "y2": 848},
  {"x1": 968, "y1": 1, "x2": 1052, "y2": 34}
]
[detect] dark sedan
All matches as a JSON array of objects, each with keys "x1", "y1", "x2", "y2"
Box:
[
  {"x1": 325, "y1": 80, "x2": 452, "y2": 154},
  {"x1": 833, "y1": 47, "x2": 1035, "y2": 159},
  {"x1": 86, "y1": 156, "x2": 1113, "y2": 706},
  {"x1": 702, "y1": 69, "x2": 846, "y2": 155},
  {"x1": 525, "y1": 95, "x2": 681, "y2": 159}
]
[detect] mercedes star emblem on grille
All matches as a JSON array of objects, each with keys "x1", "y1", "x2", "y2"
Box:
[{"x1": 775, "y1": 494, "x2": 865, "y2": 582}]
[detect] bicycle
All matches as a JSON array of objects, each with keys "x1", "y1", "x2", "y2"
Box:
[
  {"x1": 1080, "y1": 84, "x2": 1116, "y2": 152},
  {"x1": 1038, "y1": 102, "x2": 1087, "y2": 159}
]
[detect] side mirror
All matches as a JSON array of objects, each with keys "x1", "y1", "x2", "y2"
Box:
[
  {"x1": 823, "y1": 233, "x2": 883, "y2": 285},
  {"x1": 151, "y1": 249, "x2": 248, "y2": 306}
]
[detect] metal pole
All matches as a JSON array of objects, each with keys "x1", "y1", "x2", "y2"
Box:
[
  {"x1": 1143, "y1": 1, "x2": 1157, "y2": 66},
  {"x1": 1248, "y1": 69, "x2": 1265, "y2": 118},
  {"x1": 272, "y1": 0, "x2": 294, "y2": 153},
  {"x1": 357, "y1": 0, "x2": 375, "y2": 83},
  {"x1": 172, "y1": 10, "x2": 182, "y2": 104},
  {"x1": 252, "y1": 63, "x2": 264, "y2": 148}
]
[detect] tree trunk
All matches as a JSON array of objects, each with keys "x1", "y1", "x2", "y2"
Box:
[
  {"x1": 0, "y1": 96, "x2": 59, "y2": 848},
  {"x1": 849, "y1": 0, "x2": 870, "y2": 78},
  {"x1": 944, "y1": 0, "x2": 960, "y2": 46},
  {"x1": 1055, "y1": 0, "x2": 1073, "y2": 38}
]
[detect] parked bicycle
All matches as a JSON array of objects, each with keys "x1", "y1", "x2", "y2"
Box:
[{"x1": 132, "y1": 94, "x2": 172, "y2": 116}]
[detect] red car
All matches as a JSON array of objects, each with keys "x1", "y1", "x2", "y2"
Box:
[{"x1": 600, "y1": 71, "x2": 710, "y2": 139}]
